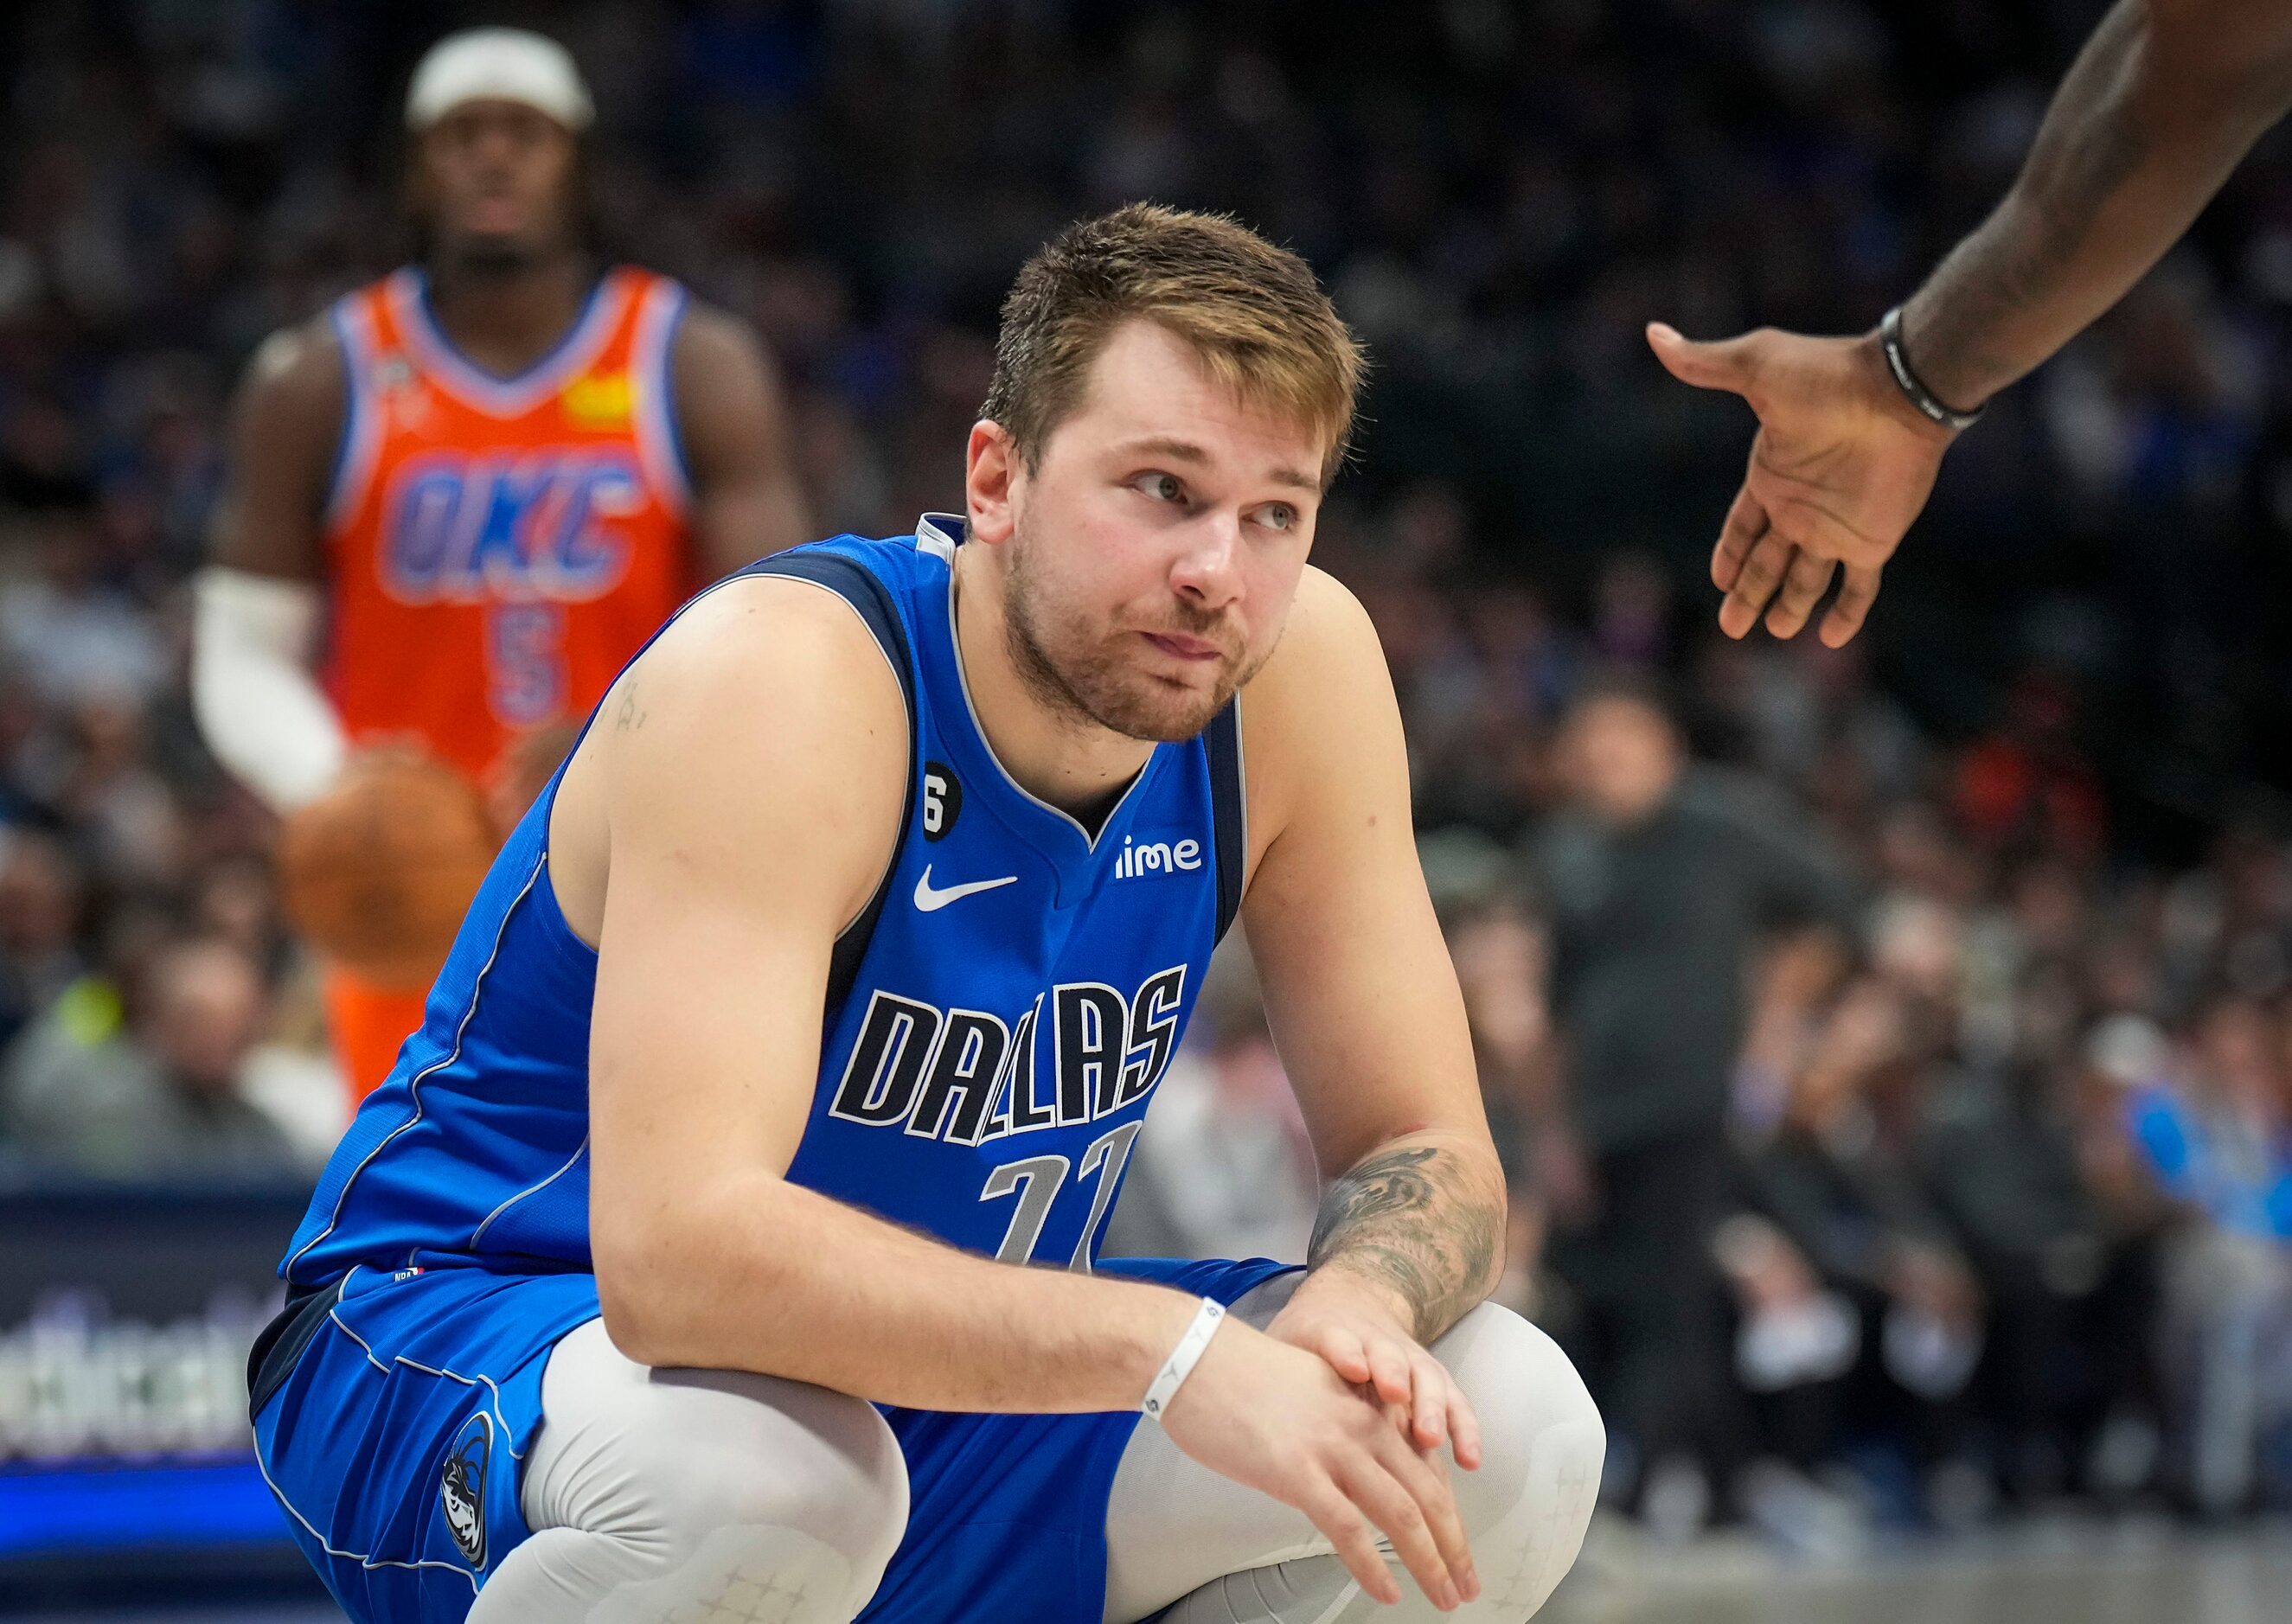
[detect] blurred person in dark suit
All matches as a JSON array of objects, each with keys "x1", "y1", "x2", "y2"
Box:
[
  {"x1": 0, "y1": 934, "x2": 295, "y2": 1179},
  {"x1": 1530, "y1": 670, "x2": 1857, "y2": 1518}
]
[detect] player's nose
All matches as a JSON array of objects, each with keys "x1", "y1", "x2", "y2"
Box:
[{"x1": 1169, "y1": 511, "x2": 1245, "y2": 609}]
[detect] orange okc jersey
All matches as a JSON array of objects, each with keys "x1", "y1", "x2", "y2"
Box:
[{"x1": 321, "y1": 266, "x2": 698, "y2": 781}]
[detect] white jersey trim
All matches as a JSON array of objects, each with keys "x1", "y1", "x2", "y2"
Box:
[
  {"x1": 935, "y1": 550, "x2": 1156, "y2": 855},
  {"x1": 629, "y1": 278, "x2": 695, "y2": 521},
  {"x1": 284, "y1": 855, "x2": 547, "y2": 1285},
  {"x1": 469, "y1": 1133, "x2": 591, "y2": 1250},
  {"x1": 253, "y1": 1444, "x2": 483, "y2": 1595},
  {"x1": 323, "y1": 295, "x2": 386, "y2": 534},
  {"x1": 388, "y1": 266, "x2": 629, "y2": 419}
]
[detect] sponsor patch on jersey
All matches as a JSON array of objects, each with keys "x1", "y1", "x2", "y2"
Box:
[
  {"x1": 560, "y1": 370, "x2": 634, "y2": 429},
  {"x1": 1114, "y1": 829, "x2": 1204, "y2": 879}
]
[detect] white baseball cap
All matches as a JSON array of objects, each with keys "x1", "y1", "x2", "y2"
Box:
[{"x1": 406, "y1": 28, "x2": 594, "y2": 132}]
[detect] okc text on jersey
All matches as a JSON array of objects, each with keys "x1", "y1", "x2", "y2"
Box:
[{"x1": 381, "y1": 447, "x2": 643, "y2": 604}]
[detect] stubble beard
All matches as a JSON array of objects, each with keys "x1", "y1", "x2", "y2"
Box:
[{"x1": 1002, "y1": 527, "x2": 1257, "y2": 744}]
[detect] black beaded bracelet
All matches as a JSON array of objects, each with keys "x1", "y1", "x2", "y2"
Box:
[{"x1": 1879, "y1": 305, "x2": 1985, "y2": 432}]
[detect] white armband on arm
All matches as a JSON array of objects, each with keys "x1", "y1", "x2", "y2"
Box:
[
  {"x1": 1141, "y1": 1297, "x2": 1225, "y2": 1422},
  {"x1": 191, "y1": 566, "x2": 348, "y2": 813}
]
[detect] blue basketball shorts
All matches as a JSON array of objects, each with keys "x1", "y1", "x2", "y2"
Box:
[{"x1": 253, "y1": 1254, "x2": 1297, "y2": 1624}]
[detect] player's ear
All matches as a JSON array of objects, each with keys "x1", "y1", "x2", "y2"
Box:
[{"x1": 965, "y1": 420, "x2": 1019, "y2": 547}]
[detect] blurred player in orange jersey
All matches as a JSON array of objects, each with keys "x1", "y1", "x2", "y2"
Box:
[{"x1": 192, "y1": 29, "x2": 810, "y2": 1101}]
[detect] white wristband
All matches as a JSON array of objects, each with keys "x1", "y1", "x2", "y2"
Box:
[{"x1": 1142, "y1": 1297, "x2": 1226, "y2": 1422}]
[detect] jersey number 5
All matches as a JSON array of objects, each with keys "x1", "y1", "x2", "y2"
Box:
[{"x1": 485, "y1": 603, "x2": 568, "y2": 727}]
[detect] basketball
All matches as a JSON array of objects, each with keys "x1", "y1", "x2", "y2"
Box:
[{"x1": 278, "y1": 750, "x2": 496, "y2": 989}]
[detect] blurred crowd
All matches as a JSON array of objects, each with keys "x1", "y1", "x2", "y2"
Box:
[
  {"x1": 1122, "y1": 566, "x2": 2292, "y2": 1533},
  {"x1": 2, "y1": 0, "x2": 2290, "y2": 1539}
]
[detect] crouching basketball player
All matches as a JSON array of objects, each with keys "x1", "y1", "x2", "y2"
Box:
[{"x1": 250, "y1": 204, "x2": 1604, "y2": 1624}]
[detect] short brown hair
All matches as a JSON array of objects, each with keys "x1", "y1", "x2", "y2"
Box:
[{"x1": 982, "y1": 203, "x2": 1365, "y2": 486}]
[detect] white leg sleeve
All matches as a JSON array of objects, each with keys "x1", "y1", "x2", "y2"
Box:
[
  {"x1": 466, "y1": 1319, "x2": 909, "y2": 1624},
  {"x1": 1104, "y1": 1279, "x2": 1604, "y2": 1624}
]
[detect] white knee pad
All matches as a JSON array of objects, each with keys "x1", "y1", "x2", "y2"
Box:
[
  {"x1": 1108, "y1": 1295, "x2": 1604, "y2": 1624},
  {"x1": 1434, "y1": 1303, "x2": 1604, "y2": 1616},
  {"x1": 630, "y1": 1367, "x2": 908, "y2": 1570},
  {"x1": 503, "y1": 1319, "x2": 909, "y2": 1624}
]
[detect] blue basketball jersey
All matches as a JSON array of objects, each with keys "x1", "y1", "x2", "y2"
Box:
[{"x1": 278, "y1": 515, "x2": 1245, "y2": 1292}]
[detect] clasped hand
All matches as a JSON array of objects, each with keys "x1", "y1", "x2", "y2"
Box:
[{"x1": 1156, "y1": 1269, "x2": 1483, "y2": 1610}]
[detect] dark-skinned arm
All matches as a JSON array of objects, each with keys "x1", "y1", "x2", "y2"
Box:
[
  {"x1": 670, "y1": 303, "x2": 813, "y2": 578},
  {"x1": 1649, "y1": 0, "x2": 2292, "y2": 646},
  {"x1": 208, "y1": 317, "x2": 343, "y2": 581},
  {"x1": 1908, "y1": 0, "x2": 2292, "y2": 408}
]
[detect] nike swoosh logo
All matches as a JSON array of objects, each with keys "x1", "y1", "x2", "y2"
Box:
[{"x1": 912, "y1": 865, "x2": 1019, "y2": 912}]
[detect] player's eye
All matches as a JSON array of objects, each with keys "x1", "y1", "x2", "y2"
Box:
[
  {"x1": 1132, "y1": 471, "x2": 1184, "y2": 504},
  {"x1": 1254, "y1": 502, "x2": 1299, "y2": 533}
]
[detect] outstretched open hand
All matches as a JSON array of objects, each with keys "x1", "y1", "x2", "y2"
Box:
[{"x1": 1646, "y1": 322, "x2": 1959, "y2": 646}]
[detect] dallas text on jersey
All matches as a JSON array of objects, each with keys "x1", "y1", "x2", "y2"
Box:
[{"x1": 828, "y1": 966, "x2": 1188, "y2": 1147}]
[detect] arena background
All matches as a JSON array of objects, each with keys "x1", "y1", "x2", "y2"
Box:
[{"x1": 1, "y1": 1, "x2": 2288, "y2": 1619}]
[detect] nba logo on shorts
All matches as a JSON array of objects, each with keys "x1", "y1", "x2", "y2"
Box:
[{"x1": 441, "y1": 1411, "x2": 493, "y2": 1568}]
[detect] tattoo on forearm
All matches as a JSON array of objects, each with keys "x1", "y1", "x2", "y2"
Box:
[{"x1": 1308, "y1": 1145, "x2": 1502, "y2": 1343}]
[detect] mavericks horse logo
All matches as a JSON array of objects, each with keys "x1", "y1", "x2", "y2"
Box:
[{"x1": 441, "y1": 1411, "x2": 493, "y2": 1568}]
